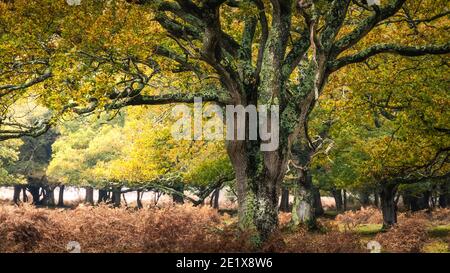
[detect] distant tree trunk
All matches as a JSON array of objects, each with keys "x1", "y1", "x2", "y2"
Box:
[
  {"x1": 374, "y1": 191, "x2": 380, "y2": 208},
  {"x1": 57, "y1": 185, "x2": 65, "y2": 207},
  {"x1": 405, "y1": 190, "x2": 431, "y2": 212},
  {"x1": 380, "y1": 183, "x2": 398, "y2": 229},
  {"x1": 431, "y1": 195, "x2": 436, "y2": 208},
  {"x1": 360, "y1": 192, "x2": 370, "y2": 207},
  {"x1": 279, "y1": 186, "x2": 290, "y2": 212},
  {"x1": 122, "y1": 193, "x2": 128, "y2": 207},
  {"x1": 22, "y1": 187, "x2": 28, "y2": 202},
  {"x1": 172, "y1": 183, "x2": 184, "y2": 204},
  {"x1": 98, "y1": 189, "x2": 108, "y2": 203},
  {"x1": 439, "y1": 182, "x2": 449, "y2": 208},
  {"x1": 343, "y1": 189, "x2": 348, "y2": 211},
  {"x1": 136, "y1": 190, "x2": 143, "y2": 209},
  {"x1": 313, "y1": 187, "x2": 324, "y2": 216},
  {"x1": 332, "y1": 188, "x2": 343, "y2": 211},
  {"x1": 85, "y1": 187, "x2": 94, "y2": 205},
  {"x1": 209, "y1": 188, "x2": 220, "y2": 209},
  {"x1": 439, "y1": 194, "x2": 448, "y2": 208},
  {"x1": 13, "y1": 185, "x2": 21, "y2": 205},
  {"x1": 111, "y1": 187, "x2": 121, "y2": 207},
  {"x1": 28, "y1": 185, "x2": 41, "y2": 205},
  {"x1": 44, "y1": 186, "x2": 56, "y2": 206},
  {"x1": 421, "y1": 191, "x2": 431, "y2": 211}
]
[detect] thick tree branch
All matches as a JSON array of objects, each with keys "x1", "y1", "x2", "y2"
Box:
[
  {"x1": 0, "y1": 69, "x2": 52, "y2": 98},
  {"x1": 332, "y1": 0, "x2": 406, "y2": 55},
  {"x1": 328, "y1": 43, "x2": 450, "y2": 72}
]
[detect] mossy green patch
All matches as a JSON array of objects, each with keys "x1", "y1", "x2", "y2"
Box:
[
  {"x1": 356, "y1": 224, "x2": 383, "y2": 236},
  {"x1": 422, "y1": 240, "x2": 449, "y2": 253},
  {"x1": 428, "y1": 225, "x2": 450, "y2": 238}
]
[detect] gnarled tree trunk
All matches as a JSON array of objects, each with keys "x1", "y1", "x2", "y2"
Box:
[{"x1": 227, "y1": 139, "x2": 288, "y2": 242}]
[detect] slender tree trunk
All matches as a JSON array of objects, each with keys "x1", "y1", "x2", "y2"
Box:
[
  {"x1": 209, "y1": 190, "x2": 215, "y2": 207},
  {"x1": 136, "y1": 190, "x2": 143, "y2": 209},
  {"x1": 212, "y1": 188, "x2": 220, "y2": 209},
  {"x1": 332, "y1": 188, "x2": 343, "y2": 211},
  {"x1": 122, "y1": 193, "x2": 128, "y2": 207},
  {"x1": 374, "y1": 191, "x2": 380, "y2": 208},
  {"x1": 313, "y1": 187, "x2": 324, "y2": 216},
  {"x1": 279, "y1": 186, "x2": 290, "y2": 212},
  {"x1": 13, "y1": 185, "x2": 21, "y2": 205},
  {"x1": 380, "y1": 183, "x2": 398, "y2": 229},
  {"x1": 343, "y1": 189, "x2": 348, "y2": 211},
  {"x1": 57, "y1": 185, "x2": 65, "y2": 207},
  {"x1": 84, "y1": 186, "x2": 94, "y2": 205},
  {"x1": 22, "y1": 187, "x2": 28, "y2": 203}
]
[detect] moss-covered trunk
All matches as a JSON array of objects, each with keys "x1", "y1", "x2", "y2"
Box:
[
  {"x1": 291, "y1": 169, "x2": 318, "y2": 229},
  {"x1": 227, "y1": 138, "x2": 288, "y2": 241}
]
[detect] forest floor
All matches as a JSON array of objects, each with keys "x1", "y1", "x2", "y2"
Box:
[{"x1": 0, "y1": 202, "x2": 449, "y2": 253}]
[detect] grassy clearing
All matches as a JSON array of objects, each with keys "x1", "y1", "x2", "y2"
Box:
[
  {"x1": 428, "y1": 225, "x2": 450, "y2": 238},
  {"x1": 422, "y1": 240, "x2": 449, "y2": 253}
]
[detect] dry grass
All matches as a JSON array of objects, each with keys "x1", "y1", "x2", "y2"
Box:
[
  {"x1": 335, "y1": 207, "x2": 383, "y2": 230},
  {"x1": 0, "y1": 204, "x2": 365, "y2": 253},
  {"x1": 0, "y1": 204, "x2": 448, "y2": 253}
]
